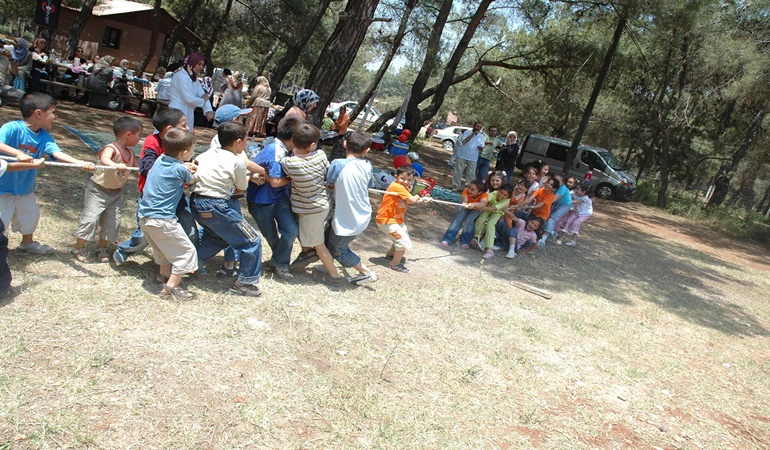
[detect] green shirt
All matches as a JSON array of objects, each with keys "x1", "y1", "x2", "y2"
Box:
[
  {"x1": 480, "y1": 135, "x2": 504, "y2": 160},
  {"x1": 322, "y1": 117, "x2": 334, "y2": 131}
]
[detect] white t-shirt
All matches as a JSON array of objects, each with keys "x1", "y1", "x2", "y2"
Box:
[
  {"x1": 573, "y1": 193, "x2": 593, "y2": 216},
  {"x1": 192, "y1": 147, "x2": 248, "y2": 198},
  {"x1": 0, "y1": 159, "x2": 7, "y2": 177},
  {"x1": 326, "y1": 157, "x2": 374, "y2": 236}
]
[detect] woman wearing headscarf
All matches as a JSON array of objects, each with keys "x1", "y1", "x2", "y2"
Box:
[
  {"x1": 495, "y1": 131, "x2": 520, "y2": 183},
  {"x1": 169, "y1": 51, "x2": 214, "y2": 131},
  {"x1": 85, "y1": 55, "x2": 117, "y2": 108},
  {"x1": 285, "y1": 89, "x2": 319, "y2": 120},
  {"x1": 11, "y1": 38, "x2": 32, "y2": 90},
  {"x1": 245, "y1": 75, "x2": 271, "y2": 136}
]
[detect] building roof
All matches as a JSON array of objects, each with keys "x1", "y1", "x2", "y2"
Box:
[{"x1": 90, "y1": 0, "x2": 153, "y2": 16}]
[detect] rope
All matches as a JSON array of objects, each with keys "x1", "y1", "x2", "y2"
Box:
[
  {"x1": 369, "y1": 188, "x2": 462, "y2": 207},
  {"x1": 0, "y1": 155, "x2": 139, "y2": 171}
]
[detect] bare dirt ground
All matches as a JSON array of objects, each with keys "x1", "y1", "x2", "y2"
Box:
[{"x1": 1, "y1": 101, "x2": 770, "y2": 449}]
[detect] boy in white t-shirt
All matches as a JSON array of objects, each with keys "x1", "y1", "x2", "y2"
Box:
[{"x1": 325, "y1": 131, "x2": 377, "y2": 285}]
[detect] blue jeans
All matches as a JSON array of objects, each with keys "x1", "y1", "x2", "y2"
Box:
[
  {"x1": 192, "y1": 197, "x2": 262, "y2": 285},
  {"x1": 543, "y1": 203, "x2": 571, "y2": 236},
  {"x1": 442, "y1": 208, "x2": 481, "y2": 246},
  {"x1": 247, "y1": 196, "x2": 297, "y2": 270},
  {"x1": 508, "y1": 228, "x2": 533, "y2": 253},
  {"x1": 327, "y1": 229, "x2": 360, "y2": 268},
  {"x1": 476, "y1": 157, "x2": 491, "y2": 181},
  {"x1": 119, "y1": 195, "x2": 198, "y2": 257},
  {"x1": 0, "y1": 218, "x2": 11, "y2": 291}
]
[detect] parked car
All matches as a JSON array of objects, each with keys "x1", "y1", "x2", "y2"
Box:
[
  {"x1": 517, "y1": 134, "x2": 637, "y2": 200},
  {"x1": 326, "y1": 101, "x2": 381, "y2": 123},
  {"x1": 430, "y1": 126, "x2": 472, "y2": 151}
]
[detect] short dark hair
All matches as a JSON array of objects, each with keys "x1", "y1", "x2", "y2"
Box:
[
  {"x1": 163, "y1": 128, "x2": 194, "y2": 158},
  {"x1": 346, "y1": 131, "x2": 371, "y2": 154},
  {"x1": 499, "y1": 183, "x2": 514, "y2": 196},
  {"x1": 218, "y1": 122, "x2": 247, "y2": 148},
  {"x1": 292, "y1": 123, "x2": 321, "y2": 149},
  {"x1": 222, "y1": 68, "x2": 232, "y2": 76},
  {"x1": 113, "y1": 116, "x2": 143, "y2": 137},
  {"x1": 19, "y1": 92, "x2": 56, "y2": 118},
  {"x1": 469, "y1": 179, "x2": 485, "y2": 191},
  {"x1": 152, "y1": 108, "x2": 185, "y2": 132},
  {"x1": 517, "y1": 178, "x2": 532, "y2": 189},
  {"x1": 550, "y1": 178, "x2": 561, "y2": 190},
  {"x1": 276, "y1": 116, "x2": 302, "y2": 140},
  {"x1": 396, "y1": 165, "x2": 417, "y2": 177}
]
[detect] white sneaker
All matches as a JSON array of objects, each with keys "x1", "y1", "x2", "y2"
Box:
[
  {"x1": 492, "y1": 244, "x2": 504, "y2": 251},
  {"x1": 565, "y1": 240, "x2": 576, "y2": 246},
  {"x1": 556, "y1": 238, "x2": 563, "y2": 245},
  {"x1": 506, "y1": 249, "x2": 517, "y2": 259}
]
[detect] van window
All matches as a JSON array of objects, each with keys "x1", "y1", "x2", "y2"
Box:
[
  {"x1": 546, "y1": 143, "x2": 569, "y2": 162},
  {"x1": 581, "y1": 151, "x2": 605, "y2": 170}
]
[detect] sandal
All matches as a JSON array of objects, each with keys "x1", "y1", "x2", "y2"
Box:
[
  {"x1": 95, "y1": 247, "x2": 110, "y2": 263},
  {"x1": 70, "y1": 247, "x2": 93, "y2": 263},
  {"x1": 155, "y1": 274, "x2": 170, "y2": 285},
  {"x1": 160, "y1": 284, "x2": 195, "y2": 300},
  {"x1": 389, "y1": 264, "x2": 410, "y2": 273}
]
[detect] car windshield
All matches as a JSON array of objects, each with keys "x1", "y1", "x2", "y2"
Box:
[{"x1": 597, "y1": 150, "x2": 623, "y2": 170}]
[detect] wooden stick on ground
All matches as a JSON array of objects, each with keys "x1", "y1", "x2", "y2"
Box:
[{"x1": 509, "y1": 280, "x2": 553, "y2": 299}]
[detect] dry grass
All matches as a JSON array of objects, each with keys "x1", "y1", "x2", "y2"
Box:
[{"x1": 2, "y1": 103, "x2": 770, "y2": 448}]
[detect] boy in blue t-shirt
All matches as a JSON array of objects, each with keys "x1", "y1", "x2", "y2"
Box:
[
  {"x1": 0, "y1": 92, "x2": 95, "y2": 254},
  {"x1": 137, "y1": 129, "x2": 198, "y2": 300},
  {"x1": 0, "y1": 158, "x2": 45, "y2": 297}
]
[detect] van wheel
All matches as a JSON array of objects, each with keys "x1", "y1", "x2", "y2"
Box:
[
  {"x1": 594, "y1": 183, "x2": 615, "y2": 199},
  {"x1": 442, "y1": 140, "x2": 455, "y2": 151}
]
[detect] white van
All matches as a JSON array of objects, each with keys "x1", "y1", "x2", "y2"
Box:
[{"x1": 517, "y1": 134, "x2": 637, "y2": 200}]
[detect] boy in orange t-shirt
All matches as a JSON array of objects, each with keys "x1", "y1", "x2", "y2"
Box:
[
  {"x1": 523, "y1": 178, "x2": 558, "y2": 221},
  {"x1": 375, "y1": 165, "x2": 432, "y2": 273}
]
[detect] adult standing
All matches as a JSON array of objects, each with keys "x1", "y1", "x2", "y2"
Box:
[
  {"x1": 219, "y1": 69, "x2": 243, "y2": 108},
  {"x1": 495, "y1": 131, "x2": 520, "y2": 183},
  {"x1": 246, "y1": 75, "x2": 271, "y2": 136},
  {"x1": 169, "y1": 52, "x2": 214, "y2": 131},
  {"x1": 476, "y1": 125, "x2": 503, "y2": 180},
  {"x1": 11, "y1": 38, "x2": 31, "y2": 91},
  {"x1": 0, "y1": 41, "x2": 23, "y2": 105},
  {"x1": 451, "y1": 121, "x2": 485, "y2": 191}
]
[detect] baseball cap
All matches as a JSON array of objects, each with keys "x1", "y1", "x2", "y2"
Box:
[{"x1": 214, "y1": 104, "x2": 252, "y2": 127}]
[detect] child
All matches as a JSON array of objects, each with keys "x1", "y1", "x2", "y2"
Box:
[
  {"x1": 322, "y1": 112, "x2": 335, "y2": 131},
  {"x1": 537, "y1": 163, "x2": 550, "y2": 185},
  {"x1": 484, "y1": 170, "x2": 504, "y2": 193},
  {"x1": 524, "y1": 165, "x2": 540, "y2": 194},
  {"x1": 71, "y1": 117, "x2": 141, "y2": 263},
  {"x1": 555, "y1": 183, "x2": 593, "y2": 246},
  {"x1": 504, "y1": 215, "x2": 544, "y2": 259},
  {"x1": 0, "y1": 92, "x2": 95, "y2": 255},
  {"x1": 565, "y1": 176, "x2": 578, "y2": 191},
  {"x1": 113, "y1": 108, "x2": 191, "y2": 264},
  {"x1": 522, "y1": 178, "x2": 559, "y2": 222},
  {"x1": 584, "y1": 165, "x2": 593, "y2": 186},
  {"x1": 280, "y1": 123, "x2": 342, "y2": 284},
  {"x1": 440, "y1": 179, "x2": 488, "y2": 248},
  {"x1": 494, "y1": 178, "x2": 532, "y2": 250},
  {"x1": 471, "y1": 183, "x2": 513, "y2": 259},
  {"x1": 137, "y1": 128, "x2": 198, "y2": 300},
  {"x1": 325, "y1": 131, "x2": 378, "y2": 285},
  {"x1": 247, "y1": 116, "x2": 302, "y2": 279},
  {"x1": 191, "y1": 122, "x2": 264, "y2": 297},
  {"x1": 0, "y1": 157, "x2": 45, "y2": 297},
  {"x1": 539, "y1": 173, "x2": 572, "y2": 247},
  {"x1": 375, "y1": 165, "x2": 432, "y2": 273}
]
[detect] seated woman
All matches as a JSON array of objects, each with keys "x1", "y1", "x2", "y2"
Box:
[
  {"x1": 85, "y1": 55, "x2": 120, "y2": 109},
  {"x1": 61, "y1": 47, "x2": 90, "y2": 85}
]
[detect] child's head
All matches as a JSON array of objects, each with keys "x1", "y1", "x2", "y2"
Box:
[
  {"x1": 497, "y1": 183, "x2": 514, "y2": 200},
  {"x1": 326, "y1": 111, "x2": 334, "y2": 119},
  {"x1": 395, "y1": 165, "x2": 417, "y2": 187},
  {"x1": 543, "y1": 178, "x2": 560, "y2": 192},
  {"x1": 515, "y1": 178, "x2": 532, "y2": 194},
  {"x1": 467, "y1": 179, "x2": 485, "y2": 197},
  {"x1": 525, "y1": 166, "x2": 538, "y2": 181},
  {"x1": 217, "y1": 122, "x2": 248, "y2": 153},
  {"x1": 345, "y1": 131, "x2": 371, "y2": 156},
  {"x1": 292, "y1": 123, "x2": 321, "y2": 153},
  {"x1": 19, "y1": 92, "x2": 57, "y2": 129},
  {"x1": 566, "y1": 177, "x2": 578, "y2": 189},
  {"x1": 113, "y1": 116, "x2": 143, "y2": 146},
  {"x1": 153, "y1": 108, "x2": 187, "y2": 137},
  {"x1": 485, "y1": 171, "x2": 505, "y2": 191},
  {"x1": 162, "y1": 128, "x2": 195, "y2": 161},
  {"x1": 526, "y1": 216, "x2": 544, "y2": 231},
  {"x1": 276, "y1": 116, "x2": 302, "y2": 145},
  {"x1": 575, "y1": 183, "x2": 590, "y2": 196},
  {"x1": 539, "y1": 163, "x2": 549, "y2": 176}
]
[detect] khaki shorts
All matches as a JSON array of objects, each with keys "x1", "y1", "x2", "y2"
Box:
[
  {"x1": 140, "y1": 217, "x2": 198, "y2": 274},
  {"x1": 377, "y1": 222, "x2": 412, "y2": 251},
  {"x1": 297, "y1": 208, "x2": 329, "y2": 248},
  {"x1": 0, "y1": 193, "x2": 40, "y2": 235}
]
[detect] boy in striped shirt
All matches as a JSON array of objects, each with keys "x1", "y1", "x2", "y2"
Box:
[{"x1": 281, "y1": 123, "x2": 342, "y2": 284}]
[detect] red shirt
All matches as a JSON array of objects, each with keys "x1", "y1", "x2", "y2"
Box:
[{"x1": 137, "y1": 133, "x2": 163, "y2": 193}]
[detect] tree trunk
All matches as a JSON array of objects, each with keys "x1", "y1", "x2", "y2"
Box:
[
  {"x1": 562, "y1": 14, "x2": 626, "y2": 177},
  {"x1": 349, "y1": 0, "x2": 417, "y2": 123},
  {"x1": 203, "y1": 0, "x2": 235, "y2": 76},
  {"x1": 707, "y1": 109, "x2": 765, "y2": 207},
  {"x1": 64, "y1": 0, "x2": 97, "y2": 60},
  {"x1": 304, "y1": 0, "x2": 381, "y2": 126},
  {"x1": 258, "y1": 38, "x2": 281, "y2": 77},
  {"x1": 656, "y1": 129, "x2": 671, "y2": 207},
  {"x1": 269, "y1": 0, "x2": 333, "y2": 95},
  {"x1": 157, "y1": 0, "x2": 205, "y2": 68},
  {"x1": 137, "y1": 0, "x2": 162, "y2": 76}
]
